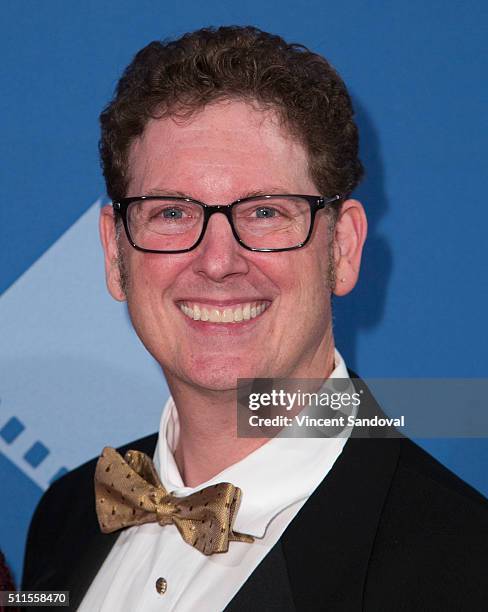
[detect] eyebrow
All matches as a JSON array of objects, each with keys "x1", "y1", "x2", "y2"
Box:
[
  {"x1": 242, "y1": 188, "x2": 292, "y2": 198},
  {"x1": 145, "y1": 188, "x2": 189, "y2": 197},
  {"x1": 143, "y1": 187, "x2": 295, "y2": 200}
]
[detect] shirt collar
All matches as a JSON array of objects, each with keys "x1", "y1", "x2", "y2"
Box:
[{"x1": 153, "y1": 349, "x2": 353, "y2": 538}]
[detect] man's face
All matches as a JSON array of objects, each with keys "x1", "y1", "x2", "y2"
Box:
[{"x1": 104, "y1": 100, "x2": 340, "y2": 391}]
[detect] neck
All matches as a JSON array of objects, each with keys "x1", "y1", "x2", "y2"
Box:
[
  {"x1": 165, "y1": 341, "x2": 336, "y2": 487},
  {"x1": 168, "y1": 384, "x2": 267, "y2": 487}
]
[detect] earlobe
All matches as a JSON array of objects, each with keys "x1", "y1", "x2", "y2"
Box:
[
  {"x1": 332, "y1": 199, "x2": 367, "y2": 297},
  {"x1": 99, "y1": 205, "x2": 127, "y2": 302}
]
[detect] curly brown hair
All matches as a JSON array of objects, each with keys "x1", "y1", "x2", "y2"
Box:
[{"x1": 100, "y1": 25, "x2": 363, "y2": 204}]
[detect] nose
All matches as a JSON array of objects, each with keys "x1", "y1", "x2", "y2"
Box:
[{"x1": 191, "y1": 211, "x2": 250, "y2": 282}]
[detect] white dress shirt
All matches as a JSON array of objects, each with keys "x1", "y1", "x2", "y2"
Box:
[{"x1": 79, "y1": 350, "x2": 354, "y2": 611}]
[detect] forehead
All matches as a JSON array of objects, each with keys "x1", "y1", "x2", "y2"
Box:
[{"x1": 126, "y1": 100, "x2": 315, "y2": 198}]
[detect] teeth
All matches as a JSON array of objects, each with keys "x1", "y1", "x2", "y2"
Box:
[
  {"x1": 179, "y1": 301, "x2": 268, "y2": 323},
  {"x1": 209, "y1": 309, "x2": 221, "y2": 323}
]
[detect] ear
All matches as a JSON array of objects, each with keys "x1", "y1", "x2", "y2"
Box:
[
  {"x1": 332, "y1": 199, "x2": 368, "y2": 296},
  {"x1": 99, "y1": 204, "x2": 127, "y2": 301}
]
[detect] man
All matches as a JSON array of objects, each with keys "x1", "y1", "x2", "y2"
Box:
[{"x1": 23, "y1": 26, "x2": 487, "y2": 610}]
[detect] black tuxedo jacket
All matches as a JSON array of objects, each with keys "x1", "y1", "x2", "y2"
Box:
[{"x1": 23, "y1": 382, "x2": 488, "y2": 611}]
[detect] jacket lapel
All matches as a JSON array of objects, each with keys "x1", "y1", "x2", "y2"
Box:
[
  {"x1": 65, "y1": 532, "x2": 120, "y2": 610},
  {"x1": 64, "y1": 434, "x2": 159, "y2": 610},
  {"x1": 224, "y1": 374, "x2": 401, "y2": 610},
  {"x1": 280, "y1": 436, "x2": 400, "y2": 610},
  {"x1": 279, "y1": 374, "x2": 402, "y2": 610},
  {"x1": 225, "y1": 540, "x2": 295, "y2": 611},
  {"x1": 223, "y1": 437, "x2": 400, "y2": 611}
]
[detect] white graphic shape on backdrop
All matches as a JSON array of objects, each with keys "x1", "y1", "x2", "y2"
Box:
[{"x1": 0, "y1": 201, "x2": 168, "y2": 489}]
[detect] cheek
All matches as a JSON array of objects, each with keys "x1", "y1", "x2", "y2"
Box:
[
  {"x1": 281, "y1": 250, "x2": 331, "y2": 304},
  {"x1": 129, "y1": 252, "x2": 182, "y2": 287},
  {"x1": 124, "y1": 253, "x2": 183, "y2": 319},
  {"x1": 293, "y1": 257, "x2": 332, "y2": 341},
  {"x1": 263, "y1": 251, "x2": 332, "y2": 342}
]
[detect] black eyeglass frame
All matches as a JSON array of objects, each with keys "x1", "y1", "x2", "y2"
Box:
[{"x1": 112, "y1": 193, "x2": 343, "y2": 254}]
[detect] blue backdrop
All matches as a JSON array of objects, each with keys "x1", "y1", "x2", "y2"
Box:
[{"x1": 1, "y1": 0, "x2": 487, "y2": 584}]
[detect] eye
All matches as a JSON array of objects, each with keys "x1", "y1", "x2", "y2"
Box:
[
  {"x1": 255, "y1": 207, "x2": 277, "y2": 218},
  {"x1": 148, "y1": 204, "x2": 196, "y2": 222},
  {"x1": 161, "y1": 207, "x2": 184, "y2": 219}
]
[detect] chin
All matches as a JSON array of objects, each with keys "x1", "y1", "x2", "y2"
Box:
[{"x1": 178, "y1": 355, "x2": 265, "y2": 392}]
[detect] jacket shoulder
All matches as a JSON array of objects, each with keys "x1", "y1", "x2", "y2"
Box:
[
  {"x1": 365, "y1": 437, "x2": 488, "y2": 609},
  {"x1": 396, "y1": 437, "x2": 487, "y2": 505}
]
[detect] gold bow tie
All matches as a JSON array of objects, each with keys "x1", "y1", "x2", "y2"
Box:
[{"x1": 94, "y1": 447, "x2": 254, "y2": 555}]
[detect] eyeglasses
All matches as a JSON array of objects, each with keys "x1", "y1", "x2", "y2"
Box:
[{"x1": 113, "y1": 193, "x2": 342, "y2": 254}]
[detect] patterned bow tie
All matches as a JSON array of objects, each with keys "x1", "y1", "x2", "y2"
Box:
[{"x1": 94, "y1": 447, "x2": 254, "y2": 555}]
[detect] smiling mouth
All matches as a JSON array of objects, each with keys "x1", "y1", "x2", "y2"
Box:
[{"x1": 178, "y1": 300, "x2": 270, "y2": 323}]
